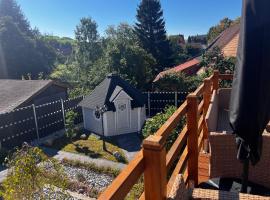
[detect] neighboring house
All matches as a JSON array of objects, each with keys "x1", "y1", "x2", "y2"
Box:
[
  {"x1": 0, "y1": 80, "x2": 67, "y2": 114},
  {"x1": 79, "y1": 74, "x2": 146, "y2": 137},
  {"x1": 153, "y1": 57, "x2": 201, "y2": 82},
  {"x1": 154, "y1": 24, "x2": 240, "y2": 82}
]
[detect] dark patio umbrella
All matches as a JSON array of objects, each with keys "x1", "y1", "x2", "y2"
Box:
[{"x1": 229, "y1": 0, "x2": 270, "y2": 193}]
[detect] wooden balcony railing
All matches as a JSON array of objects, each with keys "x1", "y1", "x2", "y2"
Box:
[{"x1": 98, "y1": 70, "x2": 234, "y2": 200}]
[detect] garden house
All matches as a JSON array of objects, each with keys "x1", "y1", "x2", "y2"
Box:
[{"x1": 79, "y1": 74, "x2": 146, "y2": 136}]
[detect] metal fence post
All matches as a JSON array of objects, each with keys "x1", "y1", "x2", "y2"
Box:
[
  {"x1": 147, "y1": 92, "x2": 151, "y2": 117},
  {"x1": 175, "y1": 92, "x2": 178, "y2": 107},
  {"x1": 32, "y1": 104, "x2": 40, "y2": 144},
  {"x1": 61, "y1": 99, "x2": 66, "y2": 129}
]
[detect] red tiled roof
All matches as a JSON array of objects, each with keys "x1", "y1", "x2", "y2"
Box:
[{"x1": 153, "y1": 58, "x2": 200, "y2": 82}]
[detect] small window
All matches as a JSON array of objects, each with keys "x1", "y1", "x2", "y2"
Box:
[{"x1": 94, "y1": 110, "x2": 101, "y2": 120}]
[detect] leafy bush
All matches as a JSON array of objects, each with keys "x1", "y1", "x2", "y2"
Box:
[
  {"x1": 142, "y1": 106, "x2": 185, "y2": 149},
  {"x1": 0, "y1": 143, "x2": 68, "y2": 200},
  {"x1": 65, "y1": 110, "x2": 78, "y2": 140}
]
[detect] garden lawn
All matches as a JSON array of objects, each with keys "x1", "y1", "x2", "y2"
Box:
[{"x1": 52, "y1": 135, "x2": 127, "y2": 163}]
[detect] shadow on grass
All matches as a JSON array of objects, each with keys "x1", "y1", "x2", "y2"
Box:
[{"x1": 74, "y1": 144, "x2": 101, "y2": 158}]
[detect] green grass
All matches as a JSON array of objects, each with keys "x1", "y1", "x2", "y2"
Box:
[{"x1": 49, "y1": 135, "x2": 128, "y2": 163}]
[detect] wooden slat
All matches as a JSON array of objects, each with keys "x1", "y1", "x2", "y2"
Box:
[
  {"x1": 98, "y1": 151, "x2": 144, "y2": 200},
  {"x1": 198, "y1": 100, "x2": 204, "y2": 114},
  {"x1": 193, "y1": 83, "x2": 204, "y2": 96},
  {"x1": 219, "y1": 74, "x2": 233, "y2": 80},
  {"x1": 198, "y1": 130, "x2": 204, "y2": 151},
  {"x1": 166, "y1": 125, "x2": 188, "y2": 169},
  {"x1": 198, "y1": 115, "x2": 204, "y2": 135},
  {"x1": 156, "y1": 101, "x2": 187, "y2": 139},
  {"x1": 167, "y1": 147, "x2": 188, "y2": 192},
  {"x1": 183, "y1": 167, "x2": 188, "y2": 184},
  {"x1": 139, "y1": 192, "x2": 145, "y2": 200}
]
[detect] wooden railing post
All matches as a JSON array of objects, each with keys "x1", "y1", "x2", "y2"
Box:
[
  {"x1": 213, "y1": 70, "x2": 219, "y2": 90},
  {"x1": 203, "y1": 79, "x2": 212, "y2": 152},
  {"x1": 186, "y1": 94, "x2": 199, "y2": 186},
  {"x1": 143, "y1": 135, "x2": 166, "y2": 200}
]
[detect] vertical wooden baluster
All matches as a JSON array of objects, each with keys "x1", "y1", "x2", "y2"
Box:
[
  {"x1": 203, "y1": 79, "x2": 212, "y2": 152},
  {"x1": 213, "y1": 70, "x2": 220, "y2": 91},
  {"x1": 186, "y1": 94, "x2": 199, "y2": 186},
  {"x1": 143, "y1": 135, "x2": 166, "y2": 200}
]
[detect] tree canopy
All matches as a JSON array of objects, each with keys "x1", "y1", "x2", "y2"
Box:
[
  {"x1": 0, "y1": 0, "x2": 56, "y2": 79},
  {"x1": 135, "y1": 0, "x2": 174, "y2": 73}
]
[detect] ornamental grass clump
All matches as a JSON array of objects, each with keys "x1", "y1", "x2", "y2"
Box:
[{"x1": 0, "y1": 143, "x2": 68, "y2": 200}]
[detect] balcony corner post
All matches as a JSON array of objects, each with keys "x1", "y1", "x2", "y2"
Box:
[
  {"x1": 143, "y1": 135, "x2": 167, "y2": 200},
  {"x1": 203, "y1": 79, "x2": 212, "y2": 152},
  {"x1": 213, "y1": 70, "x2": 219, "y2": 90},
  {"x1": 186, "y1": 94, "x2": 199, "y2": 186}
]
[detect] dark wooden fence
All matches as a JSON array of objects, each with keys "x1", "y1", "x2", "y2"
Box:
[
  {"x1": 143, "y1": 92, "x2": 189, "y2": 116},
  {"x1": 0, "y1": 96, "x2": 83, "y2": 149}
]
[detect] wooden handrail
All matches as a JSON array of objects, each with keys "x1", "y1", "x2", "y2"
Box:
[
  {"x1": 167, "y1": 146, "x2": 188, "y2": 192},
  {"x1": 99, "y1": 72, "x2": 234, "y2": 200},
  {"x1": 166, "y1": 125, "x2": 188, "y2": 169},
  {"x1": 98, "y1": 151, "x2": 144, "y2": 200},
  {"x1": 156, "y1": 101, "x2": 187, "y2": 139},
  {"x1": 193, "y1": 83, "x2": 204, "y2": 96},
  {"x1": 219, "y1": 74, "x2": 234, "y2": 80}
]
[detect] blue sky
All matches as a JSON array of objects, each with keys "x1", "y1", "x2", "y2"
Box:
[{"x1": 17, "y1": 0, "x2": 242, "y2": 38}]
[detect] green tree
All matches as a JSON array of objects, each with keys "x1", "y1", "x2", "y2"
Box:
[
  {"x1": 75, "y1": 17, "x2": 102, "y2": 69},
  {"x1": 0, "y1": 0, "x2": 32, "y2": 36},
  {"x1": 105, "y1": 23, "x2": 156, "y2": 89},
  {"x1": 135, "y1": 0, "x2": 174, "y2": 73},
  {"x1": 0, "y1": 0, "x2": 56, "y2": 79}
]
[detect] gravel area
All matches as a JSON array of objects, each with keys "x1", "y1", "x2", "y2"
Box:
[
  {"x1": 34, "y1": 187, "x2": 80, "y2": 200},
  {"x1": 63, "y1": 165, "x2": 114, "y2": 191}
]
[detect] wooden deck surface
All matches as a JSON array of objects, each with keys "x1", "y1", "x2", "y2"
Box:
[{"x1": 198, "y1": 152, "x2": 210, "y2": 184}]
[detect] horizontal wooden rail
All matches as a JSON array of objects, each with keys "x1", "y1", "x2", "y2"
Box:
[
  {"x1": 167, "y1": 146, "x2": 188, "y2": 192},
  {"x1": 198, "y1": 100, "x2": 204, "y2": 114},
  {"x1": 193, "y1": 83, "x2": 204, "y2": 96},
  {"x1": 156, "y1": 101, "x2": 187, "y2": 139},
  {"x1": 219, "y1": 74, "x2": 234, "y2": 80},
  {"x1": 166, "y1": 125, "x2": 188, "y2": 170},
  {"x1": 198, "y1": 115, "x2": 204, "y2": 135},
  {"x1": 98, "y1": 151, "x2": 144, "y2": 200},
  {"x1": 198, "y1": 130, "x2": 204, "y2": 151}
]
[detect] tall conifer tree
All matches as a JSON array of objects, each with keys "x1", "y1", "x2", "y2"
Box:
[{"x1": 135, "y1": 0, "x2": 174, "y2": 73}]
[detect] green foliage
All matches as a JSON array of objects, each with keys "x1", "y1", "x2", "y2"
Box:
[
  {"x1": 65, "y1": 110, "x2": 78, "y2": 139},
  {"x1": 154, "y1": 72, "x2": 203, "y2": 92},
  {"x1": 142, "y1": 106, "x2": 185, "y2": 149},
  {"x1": 75, "y1": 17, "x2": 102, "y2": 69},
  {"x1": 0, "y1": 144, "x2": 68, "y2": 200},
  {"x1": 42, "y1": 35, "x2": 74, "y2": 64},
  {"x1": 105, "y1": 23, "x2": 156, "y2": 89},
  {"x1": 125, "y1": 176, "x2": 144, "y2": 200},
  {"x1": 201, "y1": 46, "x2": 236, "y2": 73},
  {"x1": 135, "y1": 0, "x2": 174, "y2": 73},
  {"x1": 0, "y1": 0, "x2": 56, "y2": 79},
  {"x1": 207, "y1": 17, "x2": 240, "y2": 43}
]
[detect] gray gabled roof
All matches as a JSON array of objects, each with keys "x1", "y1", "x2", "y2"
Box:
[
  {"x1": 0, "y1": 79, "x2": 56, "y2": 113},
  {"x1": 79, "y1": 74, "x2": 146, "y2": 111}
]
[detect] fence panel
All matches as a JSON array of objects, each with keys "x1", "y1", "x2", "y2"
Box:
[
  {"x1": 0, "y1": 106, "x2": 36, "y2": 148},
  {"x1": 35, "y1": 100, "x2": 64, "y2": 138},
  {"x1": 143, "y1": 92, "x2": 188, "y2": 116}
]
